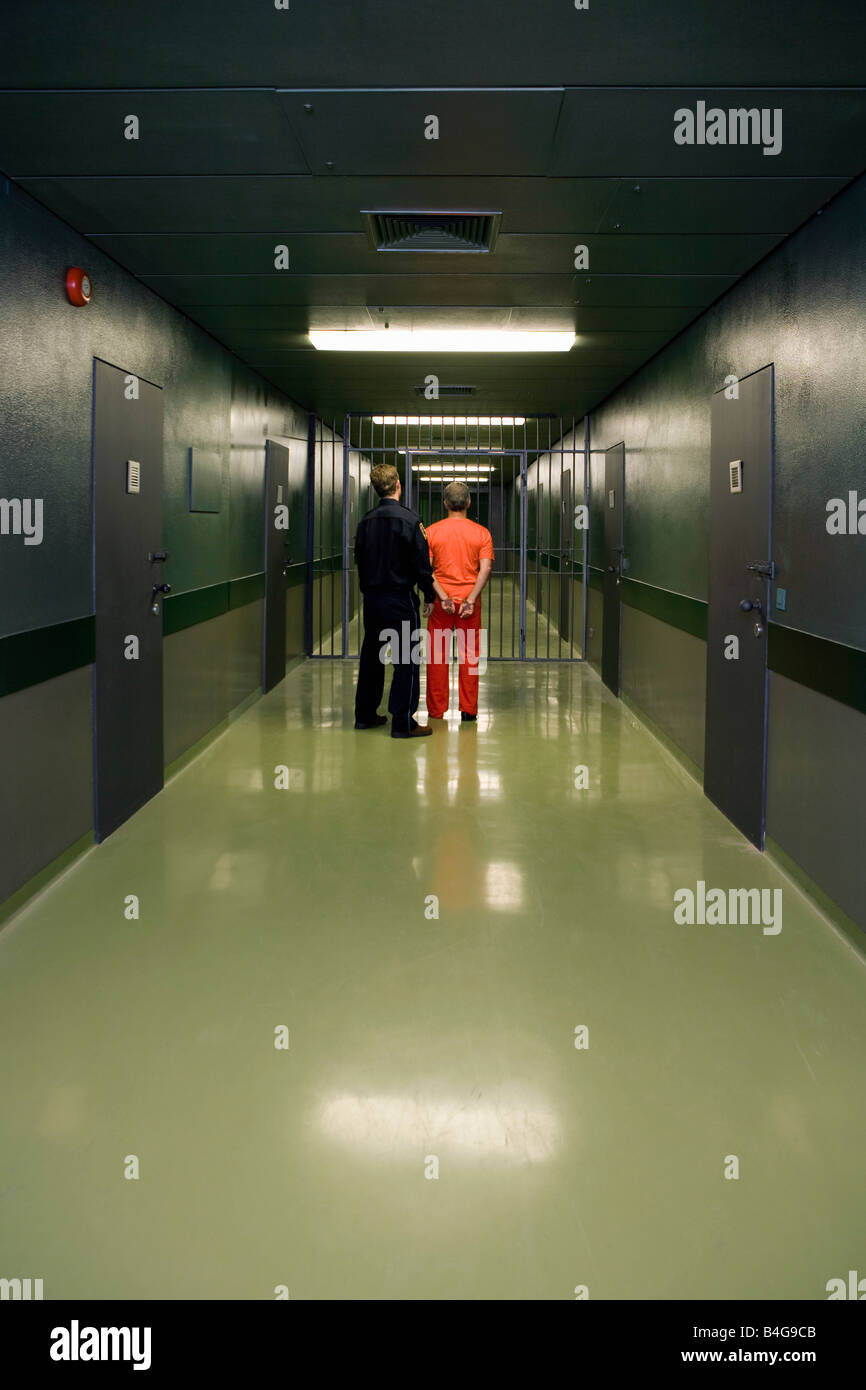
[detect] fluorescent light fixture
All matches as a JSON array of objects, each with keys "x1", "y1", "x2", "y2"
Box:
[
  {"x1": 419, "y1": 475, "x2": 489, "y2": 483},
  {"x1": 411, "y1": 463, "x2": 494, "y2": 473},
  {"x1": 310, "y1": 330, "x2": 574, "y2": 353},
  {"x1": 399, "y1": 448, "x2": 501, "y2": 459},
  {"x1": 376, "y1": 415, "x2": 525, "y2": 426}
]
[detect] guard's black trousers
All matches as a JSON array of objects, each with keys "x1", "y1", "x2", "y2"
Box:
[{"x1": 355, "y1": 587, "x2": 421, "y2": 733}]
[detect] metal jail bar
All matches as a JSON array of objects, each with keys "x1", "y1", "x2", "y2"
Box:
[{"x1": 309, "y1": 414, "x2": 588, "y2": 662}]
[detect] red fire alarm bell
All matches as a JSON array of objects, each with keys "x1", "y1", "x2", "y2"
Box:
[{"x1": 66, "y1": 267, "x2": 93, "y2": 306}]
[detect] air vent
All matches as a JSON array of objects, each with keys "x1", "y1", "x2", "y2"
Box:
[
  {"x1": 363, "y1": 211, "x2": 501, "y2": 253},
  {"x1": 413, "y1": 384, "x2": 476, "y2": 398},
  {"x1": 729, "y1": 459, "x2": 743, "y2": 494}
]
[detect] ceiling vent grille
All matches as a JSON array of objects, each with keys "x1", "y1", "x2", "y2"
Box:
[
  {"x1": 414, "y1": 384, "x2": 476, "y2": 397},
  {"x1": 363, "y1": 211, "x2": 501, "y2": 253}
]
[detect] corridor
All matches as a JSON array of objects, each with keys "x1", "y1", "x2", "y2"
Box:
[{"x1": 1, "y1": 661, "x2": 863, "y2": 1300}]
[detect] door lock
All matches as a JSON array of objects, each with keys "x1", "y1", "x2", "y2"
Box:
[
  {"x1": 148, "y1": 551, "x2": 169, "y2": 563},
  {"x1": 151, "y1": 581, "x2": 171, "y2": 614}
]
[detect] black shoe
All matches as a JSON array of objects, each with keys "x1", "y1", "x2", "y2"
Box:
[
  {"x1": 460, "y1": 712, "x2": 477, "y2": 722},
  {"x1": 391, "y1": 718, "x2": 433, "y2": 739},
  {"x1": 354, "y1": 714, "x2": 388, "y2": 730}
]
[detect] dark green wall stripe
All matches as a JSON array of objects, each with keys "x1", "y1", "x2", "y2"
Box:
[
  {"x1": 621, "y1": 577, "x2": 708, "y2": 641},
  {"x1": 528, "y1": 551, "x2": 585, "y2": 575},
  {"x1": 3, "y1": 576, "x2": 863, "y2": 719},
  {"x1": 601, "y1": 572, "x2": 865, "y2": 712},
  {"x1": 163, "y1": 582, "x2": 228, "y2": 635},
  {"x1": 163, "y1": 571, "x2": 273, "y2": 634},
  {"x1": 228, "y1": 572, "x2": 265, "y2": 610},
  {"x1": 0, "y1": 616, "x2": 94, "y2": 698},
  {"x1": 312, "y1": 555, "x2": 342, "y2": 575},
  {"x1": 769, "y1": 623, "x2": 866, "y2": 717}
]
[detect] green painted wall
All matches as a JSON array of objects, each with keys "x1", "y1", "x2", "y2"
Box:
[
  {"x1": 0, "y1": 176, "x2": 309, "y2": 640},
  {"x1": 583, "y1": 171, "x2": 866, "y2": 932},
  {"x1": 589, "y1": 172, "x2": 866, "y2": 651},
  {"x1": 0, "y1": 177, "x2": 312, "y2": 911}
]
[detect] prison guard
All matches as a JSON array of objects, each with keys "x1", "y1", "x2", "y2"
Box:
[
  {"x1": 354, "y1": 497, "x2": 435, "y2": 600},
  {"x1": 354, "y1": 497, "x2": 435, "y2": 733}
]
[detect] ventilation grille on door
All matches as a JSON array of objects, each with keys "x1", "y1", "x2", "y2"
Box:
[
  {"x1": 363, "y1": 211, "x2": 501, "y2": 253},
  {"x1": 729, "y1": 459, "x2": 743, "y2": 494},
  {"x1": 413, "y1": 384, "x2": 476, "y2": 397}
]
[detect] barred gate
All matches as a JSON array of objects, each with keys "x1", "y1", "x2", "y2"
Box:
[{"x1": 309, "y1": 414, "x2": 588, "y2": 662}]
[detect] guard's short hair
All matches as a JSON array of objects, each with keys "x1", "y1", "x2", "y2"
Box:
[
  {"x1": 371, "y1": 463, "x2": 400, "y2": 498},
  {"x1": 443, "y1": 481, "x2": 471, "y2": 512}
]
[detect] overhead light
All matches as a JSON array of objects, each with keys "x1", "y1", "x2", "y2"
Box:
[
  {"x1": 411, "y1": 463, "x2": 495, "y2": 473},
  {"x1": 379, "y1": 415, "x2": 525, "y2": 427},
  {"x1": 398, "y1": 447, "x2": 504, "y2": 456},
  {"x1": 419, "y1": 475, "x2": 490, "y2": 482},
  {"x1": 310, "y1": 330, "x2": 574, "y2": 353}
]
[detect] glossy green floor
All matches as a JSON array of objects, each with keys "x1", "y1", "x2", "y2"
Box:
[{"x1": 1, "y1": 660, "x2": 865, "y2": 1300}]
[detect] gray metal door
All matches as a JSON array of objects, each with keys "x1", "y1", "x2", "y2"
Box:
[
  {"x1": 92, "y1": 359, "x2": 165, "y2": 841},
  {"x1": 704, "y1": 366, "x2": 774, "y2": 848},
  {"x1": 602, "y1": 443, "x2": 625, "y2": 695},
  {"x1": 263, "y1": 440, "x2": 290, "y2": 693}
]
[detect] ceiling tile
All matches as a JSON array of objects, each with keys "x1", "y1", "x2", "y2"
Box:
[
  {"x1": 276, "y1": 89, "x2": 564, "y2": 176},
  {"x1": 0, "y1": 91, "x2": 307, "y2": 176},
  {"x1": 1, "y1": 2, "x2": 863, "y2": 88},
  {"x1": 551, "y1": 89, "x2": 866, "y2": 177},
  {"x1": 597, "y1": 176, "x2": 850, "y2": 234},
  {"x1": 17, "y1": 175, "x2": 620, "y2": 236}
]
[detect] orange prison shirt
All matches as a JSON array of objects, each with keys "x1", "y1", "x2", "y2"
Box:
[{"x1": 425, "y1": 516, "x2": 495, "y2": 602}]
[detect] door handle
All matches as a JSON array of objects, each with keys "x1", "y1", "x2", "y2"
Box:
[
  {"x1": 739, "y1": 598, "x2": 763, "y2": 616},
  {"x1": 747, "y1": 560, "x2": 775, "y2": 579},
  {"x1": 151, "y1": 581, "x2": 171, "y2": 614}
]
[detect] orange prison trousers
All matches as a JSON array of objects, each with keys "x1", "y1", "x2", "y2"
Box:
[{"x1": 426, "y1": 598, "x2": 482, "y2": 717}]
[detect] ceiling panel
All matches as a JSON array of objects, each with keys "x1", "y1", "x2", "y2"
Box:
[
  {"x1": 0, "y1": 91, "x2": 306, "y2": 176},
  {"x1": 188, "y1": 305, "x2": 581, "y2": 334},
  {"x1": 138, "y1": 273, "x2": 584, "y2": 309},
  {"x1": 252, "y1": 366, "x2": 631, "y2": 419},
  {"x1": 119, "y1": 273, "x2": 740, "y2": 312},
  {"x1": 569, "y1": 276, "x2": 736, "y2": 308},
  {"x1": 551, "y1": 88, "x2": 866, "y2": 177},
  {"x1": 12, "y1": 175, "x2": 619, "y2": 236},
  {"x1": 88, "y1": 230, "x2": 786, "y2": 279},
  {"x1": 3, "y1": 9, "x2": 863, "y2": 426},
  {"x1": 276, "y1": 89, "x2": 563, "y2": 176},
  {"x1": 597, "y1": 176, "x2": 850, "y2": 234},
  {"x1": 183, "y1": 304, "x2": 697, "y2": 337},
  {"x1": 1, "y1": 1, "x2": 864, "y2": 88}
]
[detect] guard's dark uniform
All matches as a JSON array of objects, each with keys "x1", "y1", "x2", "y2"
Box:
[{"x1": 354, "y1": 497, "x2": 436, "y2": 733}]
